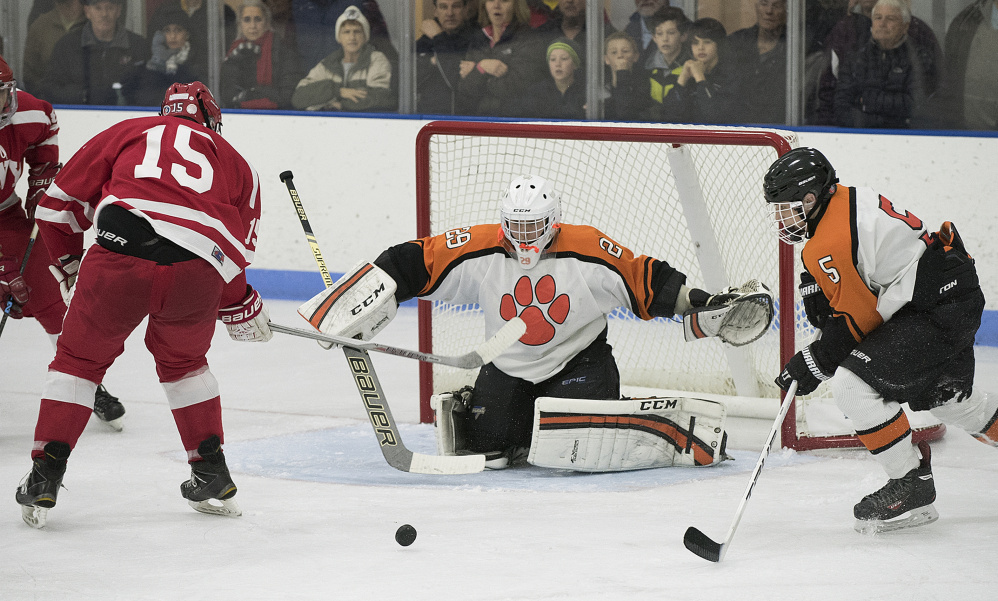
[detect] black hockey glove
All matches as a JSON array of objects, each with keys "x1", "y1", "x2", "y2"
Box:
[
  {"x1": 775, "y1": 345, "x2": 833, "y2": 396},
  {"x1": 799, "y1": 271, "x2": 832, "y2": 329},
  {"x1": 912, "y1": 222, "x2": 979, "y2": 309}
]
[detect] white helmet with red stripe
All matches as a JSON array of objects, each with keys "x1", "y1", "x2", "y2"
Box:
[
  {"x1": 500, "y1": 175, "x2": 562, "y2": 270},
  {"x1": 0, "y1": 54, "x2": 18, "y2": 129},
  {"x1": 160, "y1": 81, "x2": 222, "y2": 132}
]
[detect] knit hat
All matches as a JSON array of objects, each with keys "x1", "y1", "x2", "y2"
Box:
[
  {"x1": 335, "y1": 5, "x2": 371, "y2": 42},
  {"x1": 546, "y1": 38, "x2": 581, "y2": 68}
]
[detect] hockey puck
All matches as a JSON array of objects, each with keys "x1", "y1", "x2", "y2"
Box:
[{"x1": 395, "y1": 524, "x2": 417, "y2": 547}]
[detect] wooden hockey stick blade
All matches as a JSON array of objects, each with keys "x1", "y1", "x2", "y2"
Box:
[
  {"x1": 342, "y1": 346, "x2": 484, "y2": 474},
  {"x1": 269, "y1": 317, "x2": 525, "y2": 369},
  {"x1": 683, "y1": 526, "x2": 723, "y2": 562},
  {"x1": 683, "y1": 381, "x2": 798, "y2": 562}
]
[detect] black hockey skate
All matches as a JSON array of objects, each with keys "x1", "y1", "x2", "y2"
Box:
[
  {"x1": 15, "y1": 441, "x2": 71, "y2": 529},
  {"x1": 853, "y1": 441, "x2": 938, "y2": 534},
  {"x1": 93, "y1": 384, "x2": 125, "y2": 431},
  {"x1": 180, "y1": 435, "x2": 241, "y2": 517}
]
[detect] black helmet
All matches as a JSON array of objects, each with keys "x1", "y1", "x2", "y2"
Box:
[{"x1": 763, "y1": 147, "x2": 838, "y2": 239}]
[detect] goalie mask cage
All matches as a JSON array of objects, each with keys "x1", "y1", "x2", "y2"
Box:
[{"x1": 414, "y1": 121, "x2": 944, "y2": 451}]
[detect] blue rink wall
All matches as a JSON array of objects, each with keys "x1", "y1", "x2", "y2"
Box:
[{"x1": 245, "y1": 267, "x2": 998, "y2": 347}]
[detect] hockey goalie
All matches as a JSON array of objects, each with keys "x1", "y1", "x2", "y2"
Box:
[{"x1": 299, "y1": 174, "x2": 773, "y2": 470}]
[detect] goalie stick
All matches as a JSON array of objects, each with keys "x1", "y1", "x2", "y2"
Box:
[
  {"x1": 0, "y1": 223, "x2": 39, "y2": 340},
  {"x1": 683, "y1": 380, "x2": 798, "y2": 562},
  {"x1": 279, "y1": 171, "x2": 498, "y2": 474},
  {"x1": 269, "y1": 318, "x2": 525, "y2": 369}
]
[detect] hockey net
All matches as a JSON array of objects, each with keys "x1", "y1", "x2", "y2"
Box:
[{"x1": 414, "y1": 121, "x2": 943, "y2": 451}]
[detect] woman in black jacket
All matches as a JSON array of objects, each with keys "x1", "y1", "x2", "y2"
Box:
[
  {"x1": 221, "y1": 0, "x2": 303, "y2": 110},
  {"x1": 457, "y1": 0, "x2": 547, "y2": 118}
]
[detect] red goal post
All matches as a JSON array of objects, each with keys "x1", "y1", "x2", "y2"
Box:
[{"x1": 414, "y1": 121, "x2": 944, "y2": 451}]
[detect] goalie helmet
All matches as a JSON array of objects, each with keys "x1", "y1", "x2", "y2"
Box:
[
  {"x1": 0, "y1": 54, "x2": 18, "y2": 130},
  {"x1": 500, "y1": 175, "x2": 562, "y2": 270},
  {"x1": 763, "y1": 147, "x2": 838, "y2": 244},
  {"x1": 160, "y1": 81, "x2": 222, "y2": 132}
]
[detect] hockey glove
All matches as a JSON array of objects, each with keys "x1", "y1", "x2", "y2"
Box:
[
  {"x1": 218, "y1": 285, "x2": 273, "y2": 342},
  {"x1": 799, "y1": 271, "x2": 832, "y2": 329},
  {"x1": 776, "y1": 345, "x2": 833, "y2": 396},
  {"x1": 48, "y1": 254, "x2": 81, "y2": 307},
  {"x1": 912, "y1": 221, "x2": 979, "y2": 309},
  {"x1": 0, "y1": 251, "x2": 30, "y2": 319},
  {"x1": 26, "y1": 162, "x2": 60, "y2": 220}
]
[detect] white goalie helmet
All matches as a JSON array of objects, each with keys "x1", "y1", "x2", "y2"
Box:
[{"x1": 500, "y1": 175, "x2": 562, "y2": 270}]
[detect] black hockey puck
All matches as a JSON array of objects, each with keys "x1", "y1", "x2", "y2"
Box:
[{"x1": 395, "y1": 524, "x2": 417, "y2": 547}]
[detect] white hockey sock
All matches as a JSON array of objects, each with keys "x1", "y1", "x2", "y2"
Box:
[{"x1": 831, "y1": 367, "x2": 919, "y2": 479}]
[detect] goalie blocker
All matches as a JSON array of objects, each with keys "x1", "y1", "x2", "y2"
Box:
[
  {"x1": 432, "y1": 390, "x2": 729, "y2": 472},
  {"x1": 298, "y1": 261, "x2": 398, "y2": 347}
]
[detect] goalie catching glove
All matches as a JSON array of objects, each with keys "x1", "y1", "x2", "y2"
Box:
[
  {"x1": 218, "y1": 285, "x2": 272, "y2": 342},
  {"x1": 297, "y1": 261, "x2": 397, "y2": 348},
  {"x1": 683, "y1": 280, "x2": 774, "y2": 346}
]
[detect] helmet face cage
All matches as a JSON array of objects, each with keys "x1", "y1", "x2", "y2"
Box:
[
  {"x1": 500, "y1": 175, "x2": 562, "y2": 270},
  {"x1": 763, "y1": 147, "x2": 838, "y2": 243},
  {"x1": 0, "y1": 55, "x2": 17, "y2": 129},
  {"x1": 768, "y1": 200, "x2": 808, "y2": 245},
  {"x1": 160, "y1": 82, "x2": 222, "y2": 132}
]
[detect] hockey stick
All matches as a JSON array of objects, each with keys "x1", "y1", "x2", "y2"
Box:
[
  {"x1": 0, "y1": 223, "x2": 40, "y2": 339},
  {"x1": 683, "y1": 380, "x2": 798, "y2": 562},
  {"x1": 280, "y1": 170, "x2": 333, "y2": 288},
  {"x1": 269, "y1": 318, "x2": 525, "y2": 369},
  {"x1": 279, "y1": 171, "x2": 491, "y2": 474}
]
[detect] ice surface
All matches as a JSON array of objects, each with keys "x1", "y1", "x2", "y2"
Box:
[{"x1": 2, "y1": 301, "x2": 996, "y2": 600}]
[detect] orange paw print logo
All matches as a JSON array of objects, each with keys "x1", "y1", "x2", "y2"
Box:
[{"x1": 500, "y1": 275, "x2": 570, "y2": 346}]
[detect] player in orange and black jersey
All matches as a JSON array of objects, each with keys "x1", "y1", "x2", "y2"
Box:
[
  {"x1": 374, "y1": 174, "x2": 740, "y2": 468},
  {"x1": 765, "y1": 146, "x2": 996, "y2": 533}
]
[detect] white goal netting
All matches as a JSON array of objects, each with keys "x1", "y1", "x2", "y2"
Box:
[{"x1": 414, "y1": 121, "x2": 942, "y2": 450}]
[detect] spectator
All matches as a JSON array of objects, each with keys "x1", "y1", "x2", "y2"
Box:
[
  {"x1": 940, "y1": 0, "x2": 998, "y2": 130},
  {"x1": 520, "y1": 37, "x2": 585, "y2": 119},
  {"x1": 127, "y1": 9, "x2": 205, "y2": 107},
  {"x1": 526, "y1": 0, "x2": 557, "y2": 28},
  {"x1": 643, "y1": 7, "x2": 691, "y2": 120},
  {"x1": 602, "y1": 31, "x2": 648, "y2": 121},
  {"x1": 812, "y1": 0, "x2": 941, "y2": 125},
  {"x1": 661, "y1": 18, "x2": 738, "y2": 125},
  {"x1": 727, "y1": 0, "x2": 787, "y2": 124},
  {"x1": 22, "y1": 0, "x2": 87, "y2": 95},
  {"x1": 537, "y1": 0, "x2": 614, "y2": 61},
  {"x1": 291, "y1": 0, "x2": 396, "y2": 79},
  {"x1": 292, "y1": 5, "x2": 392, "y2": 112},
  {"x1": 457, "y1": 0, "x2": 547, "y2": 118},
  {"x1": 833, "y1": 0, "x2": 938, "y2": 129},
  {"x1": 416, "y1": 0, "x2": 476, "y2": 115},
  {"x1": 221, "y1": 0, "x2": 303, "y2": 110},
  {"x1": 624, "y1": 0, "x2": 669, "y2": 55},
  {"x1": 149, "y1": 0, "x2": 236, "y2": 81},
  {"x1": 40, "y1": 0, "x2": 148, "y2": 105}
]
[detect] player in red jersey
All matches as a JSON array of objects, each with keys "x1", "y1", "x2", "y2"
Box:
[
  {"x1": 0, "y1": 53, "x2": 125, "y2": 428},
  {"x1": 15, "y1": 81, "x2": 272, "y2": 528}
]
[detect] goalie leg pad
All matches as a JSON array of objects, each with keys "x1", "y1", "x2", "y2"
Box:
[
  {"x1": 431, "y1": 387, "x2": 473, "y2": 456},
  {"x1": 298, "y1": 261, "x2": 398, "y2": 348},
  {"x1": 527, "y1": 397, "x2": 729, "y2": 472}
]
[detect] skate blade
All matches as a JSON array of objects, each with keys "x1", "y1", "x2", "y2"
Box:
[
  {"x1": 98, "y1": 417, "x2": 124, "y2": 432},
  {"x1": 855, "y1": 504, "x2": 939, "y2": 534},
  {"x1": 21, "y1": 505, "x2": 49, "y2": 529},
  {"x1": 188, "y1": 498, "x2": 242, "y2": 517}
]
